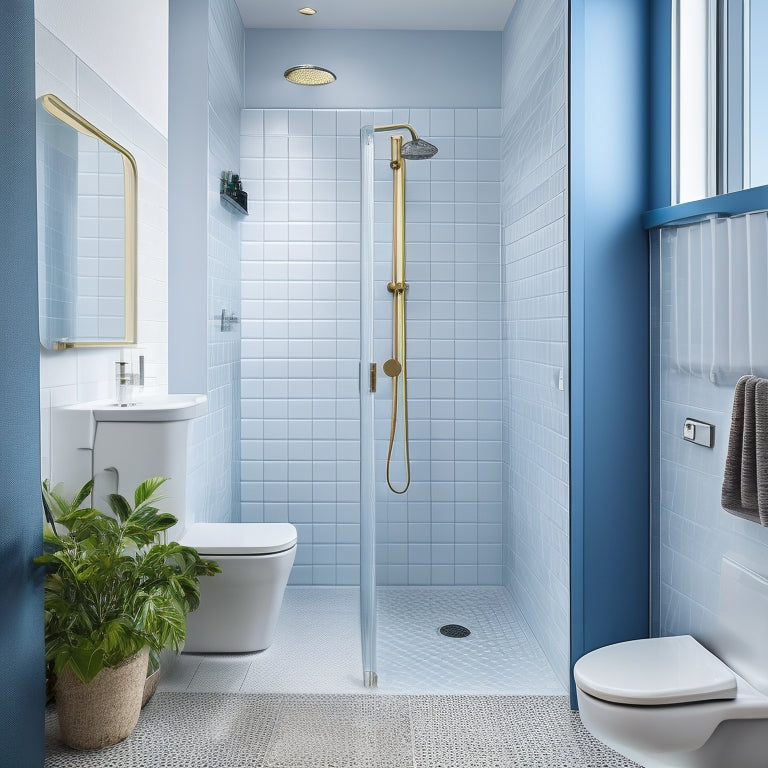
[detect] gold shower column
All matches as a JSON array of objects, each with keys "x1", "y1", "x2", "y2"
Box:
[{"x1": 383, "y1": 135, "x2": 410, "y2": 494}]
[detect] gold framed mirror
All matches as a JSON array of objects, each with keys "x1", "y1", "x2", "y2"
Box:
[{"x1": 36, "y1": 93, "x2": 137, "y2": 350}]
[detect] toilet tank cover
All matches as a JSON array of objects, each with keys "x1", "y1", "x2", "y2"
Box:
[
  {"x1": 574, "y1": 635, "x2": 737, "y2": 705},
  {"x1": 181, "y1": 523, "x2": 297, "y2": 555}
]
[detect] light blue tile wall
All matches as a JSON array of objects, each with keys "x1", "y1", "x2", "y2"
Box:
[
  {"x1": 373, "y1": 108, "x2": 503, "y2": 587},
  {"x1": 240, "y1": 107, "x2": 502, "y2": 586},
  {"x1": 500, "y1": 0, "x2": 570, "y2": 688},
  {"x1": 198, "y1": 0, "x2": 243, "y2": 523},
  {"x1": 654, "y1": 213, "x2": 768, "y2": 648},
  {"x1": 239, "y1": 108, "x2": 362, "y2": 586}
]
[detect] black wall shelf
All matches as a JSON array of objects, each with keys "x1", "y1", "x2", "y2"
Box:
[
  {"x1": 220, "y1": 170, "x2": 248, "y2": 215},
  {"x1": 220, "y1": 191, "x2": 248, "y2": 216}
]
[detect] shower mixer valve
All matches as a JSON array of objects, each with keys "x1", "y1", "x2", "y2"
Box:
[
  {"x1": 220, "y1": 308, "x2": 239, "y2": 332},
  {"x1": 382, "y1": 359, "x2": 402, "y2": 378}
]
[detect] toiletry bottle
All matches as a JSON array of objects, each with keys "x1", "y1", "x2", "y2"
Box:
[{"x1": 115, "y1": 361, "x2": 128, "y2": 406}]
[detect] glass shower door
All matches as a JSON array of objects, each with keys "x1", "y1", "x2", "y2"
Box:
[{"x1": 359, "y1": 125, "x2": 377, "y2": 686}]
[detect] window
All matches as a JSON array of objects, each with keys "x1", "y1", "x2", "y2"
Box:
[
  {"x1": 673, "y1": 0, "x2": 768, "y2": 203},
  {"x1": 746, "y1": 0, "x2": 768, "y2": 188}
]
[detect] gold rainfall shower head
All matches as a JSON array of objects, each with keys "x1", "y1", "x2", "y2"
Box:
[{"x1": 284, "y1": 65, "x2": 336, "y2": 86}]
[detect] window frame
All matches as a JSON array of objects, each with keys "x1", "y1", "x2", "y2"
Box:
[{"x1": 670, "y1": 0, "x2": 766, "y2": 205}]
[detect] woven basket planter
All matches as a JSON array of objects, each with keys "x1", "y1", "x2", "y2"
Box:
[
  {"x1": 142, "y1": 665, "x2": 161, "y2": 708},
  {"x1": 55, "y1": 647, "x2": 149, "y2": 750}
]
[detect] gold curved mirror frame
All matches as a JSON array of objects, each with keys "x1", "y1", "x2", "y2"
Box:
[{"x1": 37, "y1": 93, "x2": 137, "y2": 350}]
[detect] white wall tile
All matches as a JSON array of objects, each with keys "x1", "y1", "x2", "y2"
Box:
[{"x1": 655, "y1": 211, "x2": 768, "y2": 649}]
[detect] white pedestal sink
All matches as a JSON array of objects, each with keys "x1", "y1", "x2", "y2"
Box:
[{"x1": 51, "y1": 393, "x2": 207, "y2": 534}]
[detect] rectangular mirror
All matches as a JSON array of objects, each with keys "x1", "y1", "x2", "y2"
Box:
[{"x1": 36, "y1": 93, "x2": 137, "y2": 350}]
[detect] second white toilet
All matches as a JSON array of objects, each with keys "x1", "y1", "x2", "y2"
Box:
[{"x1": 574, "y1": 557, "x2": 768, "y2": 768}]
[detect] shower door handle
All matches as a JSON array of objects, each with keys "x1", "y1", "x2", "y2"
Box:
[{"x1": 369, "y1": 363, "x2": 377, "y2": 393}]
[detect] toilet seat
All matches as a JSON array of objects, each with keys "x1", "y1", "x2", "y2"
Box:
[
  {"x1": 181, "y1": 522, "x2": 297, "y2": 555},
  {"x1": 574, "y1": 635, "x2": 737, "y2": 705}
]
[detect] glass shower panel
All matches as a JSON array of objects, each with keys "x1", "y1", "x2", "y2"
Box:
[{"x1": 359, "y1": 125, "x2": 377, "y2": 686}]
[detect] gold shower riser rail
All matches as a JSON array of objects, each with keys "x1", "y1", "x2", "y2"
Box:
[{"x1": 376, "y1": 128, "x2": 411, "y2": 494}]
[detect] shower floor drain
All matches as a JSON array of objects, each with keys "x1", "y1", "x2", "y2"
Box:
[{"x1": 439, "y1": 624, "x2": 471, "y2": 638}]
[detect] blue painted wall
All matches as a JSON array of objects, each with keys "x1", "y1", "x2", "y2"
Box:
[
  {"x1": 569, "y1": 0, "x2": 651, "y2": 706},
  {"x1": 244, "y1": 29, "x2": 501, "y2": 109},
  {"x1": 0, "y1": 1, "x2": 45, "y2": 763},
  {"x1": 650, "y1": 0, "x2": 672, "y2": 210}
]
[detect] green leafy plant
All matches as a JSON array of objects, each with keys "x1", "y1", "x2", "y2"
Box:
[{"x1": 37, "y1": 477, "x2": 220, "y2": 684}]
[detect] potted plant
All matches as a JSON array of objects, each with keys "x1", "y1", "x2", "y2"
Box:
[{"x1": 37, "y1": 477, "x2": 220, "y2": 750}]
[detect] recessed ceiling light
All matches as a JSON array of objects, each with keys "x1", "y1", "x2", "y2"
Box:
[
  {"x1": 284, "y1": 65, "x2": 336, "y2": 86},
  {"x1": 298, "y1": 7, "x2": 317, "y2": 15}
]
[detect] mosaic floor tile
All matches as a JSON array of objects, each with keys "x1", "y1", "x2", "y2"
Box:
[
  {"x1": 155, "y1": 652, "x2": 202, "y2": 692},
  {"x1": 161, "y1": 586, "x2": 563, "y2": 696},
  {"x1": 408, "y1": 695, "x2": 639, "y2": 768},
  {"x1": 187, "y1": 656, "x2": 254, "y2": 693},
  {"x1": 47, "y1": 589, "x2": 627, "y2": 767},
  {"x1": 45, "y1": 693, "x2": 282, "y2": 768},
  {"x1": 161, "y1": 587, "x2": 365, "y2": 696},
  {"x1": 377, "y1": 587, "x2": 564, "y2": 694},
  {"x1": 45, "y1": 693, "x2": 639, "y2": 768},
  {"x1": 264, "y1": 695, "x2": 413, "y2": 768},
  {"x1": 239, "y1": 587, "x2": 364, "y2": 694}
]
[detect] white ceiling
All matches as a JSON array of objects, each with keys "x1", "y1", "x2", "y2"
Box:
[{"x1": 234, "y1": 0, "x2": 518, "y2": 32}]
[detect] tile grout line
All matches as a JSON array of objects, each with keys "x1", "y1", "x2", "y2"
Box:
[
  {"x1": 237, "y1": 659, "x2": 254, "y2": 694},
  {"x1": 183, "y1": 656, "x2": 202, "y2": 692}
]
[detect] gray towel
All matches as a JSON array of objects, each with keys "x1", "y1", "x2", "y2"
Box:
[
  {"x1": 722, "y1": 375, "x2": 768, "y2": 526},
  {"x1": 741, "y1": 377, "x2": 759, "y2": 509},
  {"x1": 756, "y1": 379, "x2": 768, "y2": 526}
]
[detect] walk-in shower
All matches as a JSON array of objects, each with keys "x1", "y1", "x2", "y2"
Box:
[
  {"x1": 237, "y1": 102, "x2": 564, "y2": 695},
  {"x1": 358, "y1": 117, "x2": 561, "y2": 693}
]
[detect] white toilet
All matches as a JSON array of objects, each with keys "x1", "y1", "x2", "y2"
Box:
[
  {"x1": 51, "y1": 394, "x2": 297, "y2": 654},
  {"x1": 574, "y1": 557, "x2": 768, "y2": 768},
  {"x1": 180, "y1": 522, "x2": 296, "y2": 652}
]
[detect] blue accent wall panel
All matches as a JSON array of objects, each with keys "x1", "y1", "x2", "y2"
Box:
[
  {"x1": 0, "y1": 0, "x2": 45, "y2": 763},
  {"x1": 650, "y1": 0, "x2": 672, "y2": 210},
  {"x1": 569, "y1": 0, "x2": 651, "y2": 707}
]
